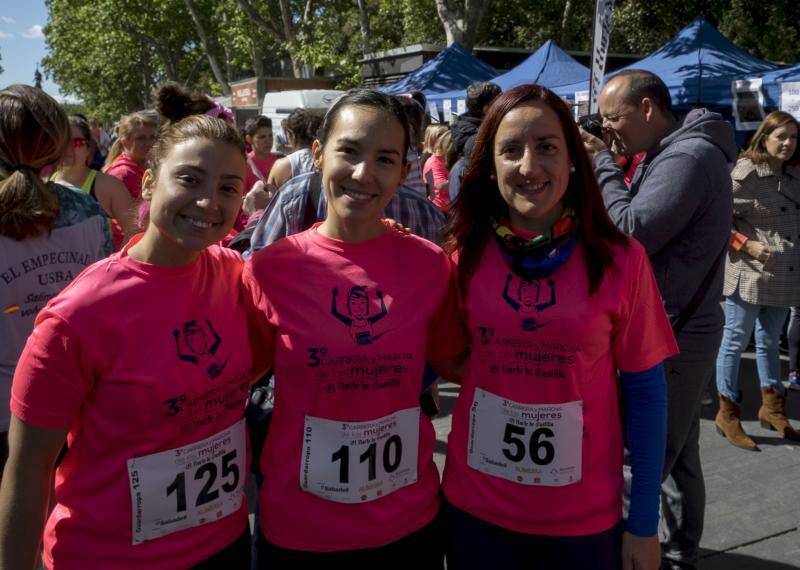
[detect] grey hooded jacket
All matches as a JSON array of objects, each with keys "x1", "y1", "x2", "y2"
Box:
[{"x1": 593, "y1": 109, "x2": 737, "y2": 349}]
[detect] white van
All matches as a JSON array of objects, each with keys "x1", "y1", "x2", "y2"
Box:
[{"x1": 261, "y1": 89, "x2": 343, "y2": 151}]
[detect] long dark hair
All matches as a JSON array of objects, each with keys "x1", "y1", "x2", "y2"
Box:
[{"x1": 444, "y1": 83, "x2": 627, "y2": 297}]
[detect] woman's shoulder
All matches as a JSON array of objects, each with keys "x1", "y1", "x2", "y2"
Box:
[
  {"x1": 731, "y1": 157, "x2": 759, "y2": 180},
  {"x1": 386, "y1": 228, "x2": 450, "y2": 267},
  {"x1": 50, "y1": 183, "x2": 107, "y2": 229}
]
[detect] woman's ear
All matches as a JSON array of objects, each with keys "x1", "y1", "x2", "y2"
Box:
[
  {"x1": 311, "y1": 139, "x2": 323, "y2": 172},
  {"x1": 140, "y1": 169, "x2": 155, "y2": 201}
]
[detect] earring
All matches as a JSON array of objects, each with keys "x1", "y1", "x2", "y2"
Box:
[
  {"x1": 489, "y1": 173, "x2": 496, "y2": 180},
  {"x1": 569, "y1": 165, "x2": 576, "y2": 173}
]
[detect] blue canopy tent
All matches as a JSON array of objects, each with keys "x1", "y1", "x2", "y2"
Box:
[
  {"x1": 551, "y1": 17, "x2": 780, "y2": 112},
  {"x1": 378, "y1": 43, "x2": 498, "y2": 97},
  {"x1": 428, "y1": 40, "x2": 589, "y2": 114}
]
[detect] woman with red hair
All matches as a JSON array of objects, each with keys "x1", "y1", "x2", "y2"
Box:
[{"x1": 441, "y1": 84, "x2": 677, "y2": 569}]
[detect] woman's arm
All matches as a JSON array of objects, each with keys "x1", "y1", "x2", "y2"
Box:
[
  {"x1": 266, "y1": 157, "x2": 292, "y2": 190},
  {"x1": 619, "y1": 363, "x2": 667, "y2": 570},
  {"x1": 97, "y1": 172, "x2": 138, "y2": 241},
  {"x1": 430, "y1": 348, "x2": 469, "y2": 385},
  {"x1": 0, "y1": 417, "x2": 68, "y2": 570}
]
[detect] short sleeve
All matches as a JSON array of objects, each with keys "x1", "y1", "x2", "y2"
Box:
[
  {"x1": 426, "y1": 258, "x2": 468, "y2": 363},
  {"x1": 11, "y1": 314, "x2": 96, "y2": 430},
  {"x1": 241, "y1": 269, "x2": 277, "y2": 378},
  {"x1": 612, "y1": 241, "x2": 679, "y2": 372}
]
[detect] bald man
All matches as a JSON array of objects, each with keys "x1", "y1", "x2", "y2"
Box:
[{"x1": 583, "y1": 70, "x2": 737, "y2": 570}]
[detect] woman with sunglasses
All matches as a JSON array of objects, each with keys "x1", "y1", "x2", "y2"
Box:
[
  {"x1": 52, "y1": 115, "x2": 138, "y2": 248},
  {"x1": 441, "y1": 84, "x2": 677, "y2": 570}
]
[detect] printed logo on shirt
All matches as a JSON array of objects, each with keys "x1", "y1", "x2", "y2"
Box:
[
  {"x1": 173, "y1": 318, "x2": 230, "y2": 379},
  {"x1": 3, "y1": 304, "x2": 19, "y2": 315},
  {"x1": 330, "y1": 286, "x2": 391, "y2": 345},
  {"x1": 501, "y1": 274, "x2": 557, "y2": 331}
]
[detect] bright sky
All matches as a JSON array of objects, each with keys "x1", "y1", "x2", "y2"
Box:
[{"x1": 0, "y1": 1, "x2": 66, "y2": 100}]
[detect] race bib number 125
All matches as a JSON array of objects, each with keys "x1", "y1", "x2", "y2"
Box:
[
  {"x1": 127, "y1": 419, "x2": 246, "y2": 544},
  {"x1": 301, "y1": 408, "x2": 419, "y2": 503},
  {"x1": 468, "y1": 388, "x2": 582, "y2": 486}
]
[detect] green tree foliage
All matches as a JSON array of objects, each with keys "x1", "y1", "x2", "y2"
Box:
[{"x1": 42, "y1": 0, "x2": 800, "y2": 122}]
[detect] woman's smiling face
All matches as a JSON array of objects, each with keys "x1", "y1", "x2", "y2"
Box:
[
  {"x1": 313, "y1": 105, "x2": 409, "y2": 231},
  {"x1": 141, "y1": 137, "x2": 246, "y2": 264},
  {"x1": 493, "y1": 101, "x2": 571, "y2": 232}
]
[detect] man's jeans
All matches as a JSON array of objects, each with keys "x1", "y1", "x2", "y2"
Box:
[{"x1": 716, "y1": 290, "x2": 788, "y2": 403}]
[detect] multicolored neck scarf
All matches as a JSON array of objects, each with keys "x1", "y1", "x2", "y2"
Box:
[{"x1": 492, "y1": 209, "x2": 577, "y2": 279}]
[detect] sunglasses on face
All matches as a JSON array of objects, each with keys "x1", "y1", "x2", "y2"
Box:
[{"x1": 72, "y1": 138, "x2": 90, "y2": 149}]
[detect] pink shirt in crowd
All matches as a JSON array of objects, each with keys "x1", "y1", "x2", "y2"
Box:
[
  {"x1": 422, "y1": 154, "x2": 450, "y2": 211},
  {"x1": 245, "y1": 151, "x2": 279, "y2": 193},
  {"x1": 104, "y1": 152, "x2": 145, "y2": 200},
  {"x1": 443, "y1": 237, "x2": 677, "y2": 536},
  {"x1": 244, "y1": 225, "x2": 466, "y2": 552},
  {"x1": 11, "y1": 236, "x2": 270, "y2": 569}
]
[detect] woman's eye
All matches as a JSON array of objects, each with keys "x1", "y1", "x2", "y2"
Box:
[
  {"x1": 222, "y1": 185, "x2": 240, "y2": 195},
  {"x1": 178, "y1": 175, "x2": 197, "y2": 184},
  {"x1": 378, "y1": 156, "x2": 396, "y2": 165}
]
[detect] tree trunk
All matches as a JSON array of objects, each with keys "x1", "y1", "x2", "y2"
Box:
[
  {"x1": 356, "y1": 0, "x2": 371, "y2": 56},
  {"x1": 184, "y1": 0, "x2": 230, "y2": 95},
  {"x1": 433, "y1": 0, "x2": 491, "y2": 50},
  {"x1": 560, "y1": 0, "x2": 573, "y2": 47},
  {"x1": 235, "y1": 0, "x2": 305, "y2": 78}
]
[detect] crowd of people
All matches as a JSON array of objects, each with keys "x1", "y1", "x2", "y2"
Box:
[{"x1": 0, "y1": 68, "x2": 797, "y2": 570}]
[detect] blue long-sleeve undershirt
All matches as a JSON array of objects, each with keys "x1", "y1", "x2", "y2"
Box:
[{"x1": 620, "y1": 363, "x2": 667, "y2": 537}]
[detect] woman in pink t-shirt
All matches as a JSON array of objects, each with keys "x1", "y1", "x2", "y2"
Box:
[
  {"x1": 0, "y1": 108, "x2": 270, "y2": 567},
  {"x1": 441, "y1": 84, "x2": 678, "y2": 569},
  {"x1": 244, "y1": 89, "x2": 466, "y2": 568}
]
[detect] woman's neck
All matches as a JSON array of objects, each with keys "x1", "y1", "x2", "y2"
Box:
[
  {"x1": 318, "y1": 216, "x2": 386, "y2": 244},
  {"x1": 768, "y1": 157, "x2": 785, "y2": 174},
  {"x1": 56, "y1": 164, "x2": 90, "y2": 186}
]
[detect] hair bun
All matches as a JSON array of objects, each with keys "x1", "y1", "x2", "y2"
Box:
[{"x1": 154, "y1": 83, "x2": 196, "y2": 122}]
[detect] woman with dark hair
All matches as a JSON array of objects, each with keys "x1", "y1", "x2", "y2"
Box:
[
  {"x1": 244, "y1": 89, "x2": 465, "y2": 568},
  {"x1": 715, "y1": 110, "x2": 800, "y2": 450},
  {"x1": 441, "y1": 84, "x2": 677, "y2": 570},
  {"x1": 0, "y1": 91, "x2": 269, "y2": 568},
  {"x1": 267, "y1": 108, "x2": 324, "y2": 190}
]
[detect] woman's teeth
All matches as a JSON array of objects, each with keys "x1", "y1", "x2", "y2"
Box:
[{"x1": 343, "y1": 188, "x2": 373, "y2": 202}]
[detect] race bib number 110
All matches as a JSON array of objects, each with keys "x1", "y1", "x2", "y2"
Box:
[
  {"x1": 301, "y1": 408, "x2": 419, "y2": 503},
  {"x1": 468, "y1": 388, "x2": 582, "y2": 487},
  {"x1": 127, "y1": 419, "x2": 246, "y2": 544}
]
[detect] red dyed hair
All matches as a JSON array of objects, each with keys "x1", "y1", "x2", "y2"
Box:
[{"x1": 444, "y1": 83, "x2": 628, "y2": 297}]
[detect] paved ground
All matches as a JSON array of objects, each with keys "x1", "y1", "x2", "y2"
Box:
[{"x1": 431, "y1": 349, "x2": 800, "y2": 569}]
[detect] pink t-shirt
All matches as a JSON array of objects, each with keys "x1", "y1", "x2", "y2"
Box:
[
  {"x1": 443, "y1": 237, "x2": 678, "y2": 536},
  {"x1": 245, "y1": 151, "x2": 279, "y2": 193},
  {"x1": 104, "y1": 153, "x2": 144, "y2": 200},
  {"x1": 422, "y1": 154, "x2": 450, "y2": 211},
  {"x1": 11, "y1": 235, "x2": 269, "y2": 569},
  {"x1": 244, "y1": 226, "x2": 466, "y2": 552}
]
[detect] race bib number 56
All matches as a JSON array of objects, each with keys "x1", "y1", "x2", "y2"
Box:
[
  {"x1": 127, "y1": 419, "x2": 246, "y2": 544},
  {"x1": 301, "y1": 408, "x2": 419, "y2": 503},
  {"x1": 468, "y1": 388, "x2": 582, "y2": 486}
]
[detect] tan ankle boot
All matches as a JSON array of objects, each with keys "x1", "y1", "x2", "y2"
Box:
[
  {"x1": 758, "y1": 387, "x2": 800, "y2": 441},
  {"x1": 715, "y1": 395, "x2": 759, "y2": 450}
]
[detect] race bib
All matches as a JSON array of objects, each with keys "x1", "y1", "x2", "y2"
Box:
[
  {"x1": 468, "y1": 388, "x2": 582, "y2": 486},
  {"x1": 301, "y1": 407, "x2": 419, "y2": 503},
  {"x1": 127, "y1": 419, "x2": 246, "y2": 544}
]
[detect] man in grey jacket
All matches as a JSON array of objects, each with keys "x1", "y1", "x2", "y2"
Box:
[{"x1": 583, "y1": 70, "x2": 737, "y2": 570}]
